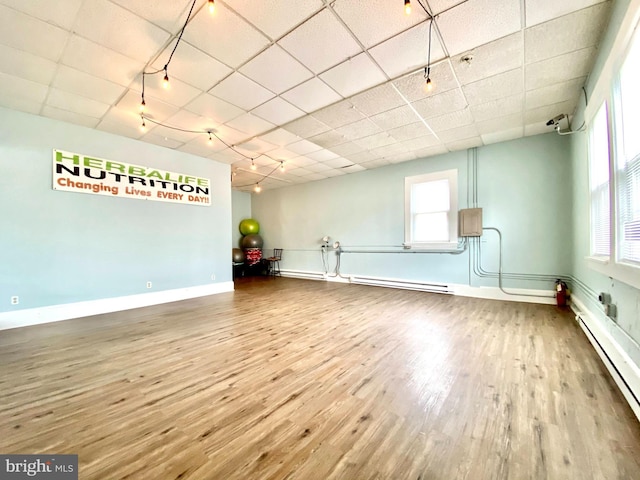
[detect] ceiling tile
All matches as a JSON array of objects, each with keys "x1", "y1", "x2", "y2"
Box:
[
  {"x1": 302, "y1": 172, "x2": 328, "y2": 181},
  {"x1": 240, "y1": 44, "x2": 313, "y2": 94},
  {"x1": 258, "y1": 128, "x2": 300, "y2": 146},
  {"x1": 109, "y1": 0, "x2": 194, "y2": 32},
  {"x1": 369, "y1": 21, "x2": 446, "y2": 78},
  {"x1": 144, "y1": 123, "x2": 198, "y2": 144},
  {"x1": 349, "y1": 83, "x2": 406, "y2": 116},
  {"x1": 308, "y1": 130, "x2": 348, "y2": 149},
  {"x1": 226, "y1": 113, "x2": 276, "y2": 137},
  {"x1": 413, "y1": 144, "x2": 449, "y2": 158},
  {"x1": 73, "y1": 0, "x2": 169, "y2": 63},
  {"x1": 287, "y1": 166, "x2": 315, "y2": 176},
  {"x1": 328, "y1": 141, "x2": 365, "y2": 157},
  {"x1": 462, "y1": 68, "x2": 523, "y2": 106},
  {"x1": 411, "y1": 88, "x2": 468, "y2": 119},
  {"x1": 307, "y1": 149, "x2": 340, "y2": 161},
  {"x1": 117, "y1": 90, "x2": 178, "y2": 123},
  {"x1": 211, "y1": 123, "x2": 251, "y2": 146},
  {"x1": 61, "y1": 35, "x2": 143, "y2": 87},
  {"x1": 524, "y1": 99, "x2": 576, "y2": 124},
  {"x1": 470, "y1": 93, "x2": 523, "y2": 122},
  {"x1": 47, "y1": 87, "x2": 110, "y2": 118},
  {"x1": 183, "y1": 2, "x2": 270, "y2": 68},
  {"x1": 178, "y1": 135, "x2": 225, "y2": 158},
  {"x1": 445, "y1": 136, "x2": 483, "y2": 151},
  {"x1": 52, "y1": 65, "x2": 125, "y2": 105},
  {"x1": 266, "y1": 147, "x2": 300, "y2": 160},
  {"x1": 323, "y1": 168, "x2": 348, "y2": 177},
  {"x1": 0, "y1": 5, "x2": 69, "y2": 61},
  {"x1": 151, "y1": 41, "x2": 232, "y2": 91},
  {"x1": 475, "y1": 112, "x2": 523, "y2": 135},
  {"x1": 185, "y1": 93, "x2": 243, "y2": 124},
  {"x1": 163, "y1": 109, "x2": 219, "y2": 135},
  {"x1": 333, "y1": 0, "x2": 428, "y2": 48},
  {"x1": 525, "y1": 77, "x2": 586, "y2": 110},
  {"x1": 283, "y1": 116, "x2": 331, "y2": 138},
  {"x1": 525, "y1": 47, "x2": 596, "y2": 91},
  {"x1": 335, "y1": 119, "x2": 383, "y2": 140},
  {"x1": 369, "y1": 142, "x2": 408, "y2": 159},
  {"x1": 141, "y1": 132, "x2": 184, "y2": 150},
  {"x1": 427, "y1": 108, "x2": 474, "y2": 132},
  {"x1": 209, "y1": 72, "x2": 275, "y2": 111},
  {"x1": 0, "y1": 44, "x2": 57, "y2": 85},
  {"x1": 388, "y1": 122, "x2": 432, "y2": 141},
  {"x1": 370, "y1": 105, "x2": 420, "y2": 130},
  {"x1": 0, "y1": 0, "x2": 84, "y2": 29},
  {"x1": 281, "y1": 78, "x2": 341, "y2": 113},
  {"x1": 228, "y1": 0, "x2": 324, "y2": 40},
  {"x1": 392, "y1": 60, "x2": 459, "y2": 103},
  {"x1": 322, "y1": 157, "x2": 353, "y2": 168},
  {"x1": 319, "y1": 53, "x2": 387, "y2": 98},
  {"x1": 438, "y1": 124, "x2": 479, "y2": 143},
  {"x1": 97, "y1": 108, "x2": 146, "y2": 140},
  {"x1": 251, "y1": 97, "x2": 305, "y2": 125},
  {"x1": 524, "y1": 3, "x2": 610, "y2": 64},
  {"x1": 354, "y1": 132, "x2": 396, "y2": 150},
  {"x1": 41, "y1": 105, "x2": 100, "y2": 128},
  {"x1": 305, "y1": 161, "x2": 333, "y2": 172},
  {"x1": 386, "y1": 152, "x2": 418, "y2": 164},
  {"x1": 347, "y1": 150, "x2": 377, "y2": 163},
  {"x1": 286, "y1": 139, "x2": 324, "y2": 155},
  {"x1": 312, "y1": 101, "x2": 365, "y2": 128},
  {"x1": 133, "y1": 74, "x2": 202, "y2": 109},
  {"x1": 525, "y1": 0, "x2": 607, "y2": 27},
  {"x1": 452, "y1": 32, "x2": 523, "y2": 85},
  {"x1": 400, "y1": 134, "x2": 440, "y2": 150},
  {"x1": 359, "y1": 158, "x2": 391, "y2": 168},
  {"x1": 481, "y1": 126, "x2": 524, "y2": 145},
  {"x1": 279, "y1": 9, "x2": 362, "y2": 74},
  {"x1": 287, "y1": 156, "x2": 317, "y2": 167},
  {"x1": 437, "y1": 0, "x2": 522, "y2": 56},
  {"x1": 235, "y1": 137, "x2": 278, "y2": 155}
]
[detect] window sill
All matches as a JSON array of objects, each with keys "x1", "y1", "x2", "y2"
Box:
[
  {"x1": 405, "y1": 242, "x2": 461, "y2": 252},
  {"x1": 587, "y1": 256, "x2": 640, "y2": 290}
]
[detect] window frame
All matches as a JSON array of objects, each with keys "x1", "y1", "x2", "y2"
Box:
[{"x1": 404, "y1": 169, "x2": 459, "y2": 250}]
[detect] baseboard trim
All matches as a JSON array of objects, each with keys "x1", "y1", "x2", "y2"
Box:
[
  {"x1": 280, "y1": 269, "x2": 555, "y2": 304},
  {"x1": 571, "y1": 295, "x2": 640, "y2": 422},
  {"x1": 0, "y1": 282, "x2": 234, "y2": 331}
]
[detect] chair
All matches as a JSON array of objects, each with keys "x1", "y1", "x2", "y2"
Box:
[{"x1": 264, "y1": 248, "x2": 282, "y2": 277}]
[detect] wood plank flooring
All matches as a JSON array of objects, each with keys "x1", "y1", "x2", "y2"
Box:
[{"x1": 1, "y1": 277, "x2": 639, "y2": 479}]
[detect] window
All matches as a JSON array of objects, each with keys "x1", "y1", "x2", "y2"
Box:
[
  {"x1": 588, "y1": 103, "x2": 611, "y2": 257},
  {"x1": 614, "y1": 34, "x2": 640, "y2": 265},
  {"x1": 405, "y1": 169, "x2": 458, "y2": 249}
]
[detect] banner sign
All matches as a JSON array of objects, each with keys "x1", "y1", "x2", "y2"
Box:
[{"x1": 52, "y1": 149, "x2": 211, "y2": 206}]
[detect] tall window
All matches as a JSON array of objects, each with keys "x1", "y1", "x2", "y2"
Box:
[
  {"x1": 614, "y1": 34, "x2": 640, "y2": 265},
  {"x1": 588, "y1": 103, "x2": 611, "y2": 257},
  {"x1": 405, "y1": 169, "x2": 458, "y2": 249}
]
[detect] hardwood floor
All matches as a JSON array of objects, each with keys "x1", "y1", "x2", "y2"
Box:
[{"x1": 1, "y1": 277, "x2": 639, "y2": 479}]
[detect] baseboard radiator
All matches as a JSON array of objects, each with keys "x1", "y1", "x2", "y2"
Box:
[
  {"x1": 348, "y1": 275, "x2": 453, "y2": 294},
  {"x1": 575, "y1": 311, "x2": 640, "y2": 422}
]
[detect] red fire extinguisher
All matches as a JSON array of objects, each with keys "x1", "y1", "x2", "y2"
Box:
[{"x1": 555, "y1": 279, "x2": 568, "y2": 307}]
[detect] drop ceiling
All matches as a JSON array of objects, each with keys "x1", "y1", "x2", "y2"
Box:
[{"x1": 0, "y1": 0, "x2": 612, "y2": 192}]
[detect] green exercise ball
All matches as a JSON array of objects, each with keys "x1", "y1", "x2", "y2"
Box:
[
  {"x1": 241, "y1": 234, "x2": 264, "y2": 249},
  {"x1": 239, "y1": 218, "x2": 260, "y2": 235}
]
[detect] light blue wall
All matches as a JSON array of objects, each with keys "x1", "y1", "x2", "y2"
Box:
[
  {"x1": 231, "y1": 190, "x2": 252, "y2": 248},
  {"x1": 251, "y1": 133, "x2": 572, "y2": 290},
  {"x1": 569, "y1": 0, "x2": 640, "y2": 361},
  {"x1": 0, "y1": 107, "x2": 232, "y2": 313}
]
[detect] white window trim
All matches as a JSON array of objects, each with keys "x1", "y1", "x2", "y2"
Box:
[{"x1": 404, "y1": 169, "x2": 459, "y2": 250}]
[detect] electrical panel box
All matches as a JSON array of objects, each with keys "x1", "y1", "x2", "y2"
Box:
[{"x1": 459, "y1": 208, "x2": 483, "y2": 237}]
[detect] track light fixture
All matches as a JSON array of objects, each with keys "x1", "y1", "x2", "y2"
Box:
[{"x1": 404, "y1": 0, "x2": 411, "y2": 15}]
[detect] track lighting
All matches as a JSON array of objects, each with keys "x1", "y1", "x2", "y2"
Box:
[
  {"x1": 404, "y1": 0, "x2": 411, "y2": 15},
  {"x1": 254, "y1": 183, "x2": 262, "y2": 193},
  {"x1": 250, "y1": 159, "x2": 257, "y2": 171},
  {"x1": 208, "y1": 0, "x2": 215, "y2": 14}
]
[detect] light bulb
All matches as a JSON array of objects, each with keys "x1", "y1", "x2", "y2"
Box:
[
  {"x1": 163, "y1": 71, "x2": 169, "y2": 89},
  {"x1": 208, "y1": 0, "x2": 215, "y2": 14},
  {"x1": 208, "y1": 132, "x2": 213, "y2": 145},
  {"x1": 250, "y1": 160, "x2": 257, "y2": 171},
  {"x1": 139, "y1": 98, "x2": 145, "y2": 113},
  {"x1": 280, "y1": 161, "x2": 285, "y2": 172},
  {"x1": 404, "y1": 0, "x2": 411, "y2": 15},
  {"x1": 254, "y1": 183, "x2": 262, "y2": 193},
  {"x1": 140, "y1": 118, "x2": 146, "y2": 132},
  {"x1": 425, "y1": 77, "x2": 433, "y2": 93}
]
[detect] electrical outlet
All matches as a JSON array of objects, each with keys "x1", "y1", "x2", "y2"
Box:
[
  {"x1": 11, "y1": 296, "x2": 19, "y2": 305},
  {"x1": 146, "y1": 281, "x2": 152, "y2": 289}
]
